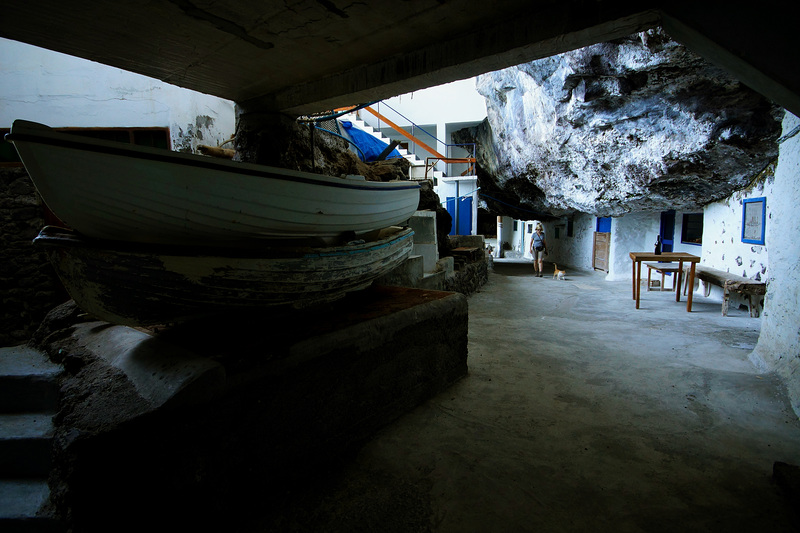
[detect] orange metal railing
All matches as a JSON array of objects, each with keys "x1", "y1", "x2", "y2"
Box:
[{"x1": 334, "y1": 104, "x2": 477, "y2": 178}]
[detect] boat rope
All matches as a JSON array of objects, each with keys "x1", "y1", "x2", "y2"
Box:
[
  {"x1": 440, "y1": 187, "x2": 481, "y2": 205},
  {"x1": 777, "y1": 124, "x2": 800, "y2": 144},
  {"x1": 297, "y1": 101, "x2": 379, "y2": 123}
]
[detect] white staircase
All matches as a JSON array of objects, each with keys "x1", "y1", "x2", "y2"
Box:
[{"x1": 340, "y1": 113, "x2": 444, "y2": 180}]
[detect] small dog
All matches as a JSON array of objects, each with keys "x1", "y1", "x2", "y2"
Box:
[{"x1": 553, "y1": 264, "x2": 566, "y2": 280}]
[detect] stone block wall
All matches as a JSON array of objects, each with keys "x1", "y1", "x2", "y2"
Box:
[
  {"x1": 445, "y1": 234, "x2": 488, "y2": 295},
  {"x1": 0, "y1": 166, "x2": 64, "y2": 346}
]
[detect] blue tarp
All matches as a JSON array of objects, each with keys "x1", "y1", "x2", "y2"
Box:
[{"x1": 340, "y1": 120, "x2": 403, "y2": 162}]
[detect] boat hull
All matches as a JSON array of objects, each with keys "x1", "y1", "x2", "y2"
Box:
[
  {"x1": 34, "y1": 226, "x2": 414, "y2": 326},
  {"x1": 8, "y1": 120, "x2": 420, "y2": 246}
]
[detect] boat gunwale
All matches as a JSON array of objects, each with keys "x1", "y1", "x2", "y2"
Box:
[
  {"x1": 33, "y1": 226, "x2": 415, "y2": 260},
  {"x1": 7, "y1": 120, "x2": 421, "y2": 193}
]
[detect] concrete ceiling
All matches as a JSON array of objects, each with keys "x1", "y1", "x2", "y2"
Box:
[{"x1": 1, "y1": 1, "x2": 798, "y2": 117}]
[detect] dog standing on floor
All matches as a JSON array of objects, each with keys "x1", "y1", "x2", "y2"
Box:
[{"x1": 553, "y1": 264, "x2": 566, "y2": 280}]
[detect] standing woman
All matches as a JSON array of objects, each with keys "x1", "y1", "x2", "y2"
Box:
[{"x1": 529, "y1": 223, "x2": 548, "y2": 277}]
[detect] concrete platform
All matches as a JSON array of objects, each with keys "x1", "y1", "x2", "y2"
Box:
[{"x1": 25, "y1": 263, "x2": 800, "y2": 531}]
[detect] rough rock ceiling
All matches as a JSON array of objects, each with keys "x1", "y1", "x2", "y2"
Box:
[
  {"x1": 2, "y1": 2, "x2": 798, "y2": 117},
  {"x1": 458, "y1": 29, "x2": 783, "y2": 219}
]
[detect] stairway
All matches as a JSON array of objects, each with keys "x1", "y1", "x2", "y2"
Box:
[
  {"x1": 340, "y1": 113, "x2": 445, "y2": 180},
  {"x1": 0, "y1": 345, "x2": 63, "y2": 532}
]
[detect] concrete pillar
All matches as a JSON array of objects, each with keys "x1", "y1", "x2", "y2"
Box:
[{"x1": 495, "y1": 216, "x2": 503, "y2": 257}]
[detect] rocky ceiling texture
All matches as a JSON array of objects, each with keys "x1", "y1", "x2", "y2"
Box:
[{"x1": 453, "y1": 29, "x2": 784, "y2": 220}]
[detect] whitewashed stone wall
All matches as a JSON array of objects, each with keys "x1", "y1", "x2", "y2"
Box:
[
  {"x1": 698, "y1": 169, "x2": 773, "y2": 308},
  {"x1": 750, "y1": 112, "x2": 800, "y2": 416}
]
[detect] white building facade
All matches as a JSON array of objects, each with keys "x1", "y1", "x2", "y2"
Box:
[
  {"x1": 358, "y1": 79, "x2": 487, "y2": 237},
  {"x1": 1, "y1": 38, "x2": 235, "y2": 153}
]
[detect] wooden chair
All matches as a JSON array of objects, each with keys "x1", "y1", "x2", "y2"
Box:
[{"x1": 645, "y1": 262, "x2": 682, "y2": 292}]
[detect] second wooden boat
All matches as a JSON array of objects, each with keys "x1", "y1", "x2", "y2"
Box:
[{"x1": 34, "y1": 226, "x2": 415, "y2": 326}]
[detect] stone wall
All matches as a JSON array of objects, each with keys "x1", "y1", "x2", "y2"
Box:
[
  {"x1": 702, "y1": 164, "x2": 774, "y2": 281},
  {"x1": 445, "y1": 234, "x2": 488, "y2": 295},
  {"x1": 751, "y1": 112, "x2": 800, "y2": 417},
  {"x1": 0, "y1": 167, "x2": 64, "y2": 346},
  {"x1": 443, "y1": 259, "x2": 488, "y2": 296}
]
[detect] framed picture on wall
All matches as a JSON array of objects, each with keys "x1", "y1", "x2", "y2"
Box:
[{"x1": 742, "y1": 197, "x2": 766, "y2": 245}]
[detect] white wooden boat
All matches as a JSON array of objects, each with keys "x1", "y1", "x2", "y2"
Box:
[
  {"x1": 8, "y1": 120, "x2": 420, "y2": 247},
  {"x1": 33, "y1": 226, "x2": 414, "y2": 326}
]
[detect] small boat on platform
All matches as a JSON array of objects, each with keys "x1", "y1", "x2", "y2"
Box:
[
  {"x1": 34, "y1": 226, "x2": 415, "y2": 327},
  {"x1": 7, "y1": 120, "x2": 420, "y2": 247}
]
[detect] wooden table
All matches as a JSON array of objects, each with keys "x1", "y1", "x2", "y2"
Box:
[{"x1": 630, "y1": 252, "x2": 700, "y2": 311}]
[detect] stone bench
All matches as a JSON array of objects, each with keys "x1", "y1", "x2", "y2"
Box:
[{"x1": 683, "y1": 264, "x2": 766, "y2": 317}]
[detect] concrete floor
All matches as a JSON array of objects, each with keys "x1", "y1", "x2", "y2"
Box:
[{"x1": 251, "y1": 259, "x2": 800, "y2": 532}]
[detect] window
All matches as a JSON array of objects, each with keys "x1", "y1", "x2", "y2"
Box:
[
  {"x1": 513, "y1": 220, "x2": 518, "y2": 231},
  {"x1": 527, "y1": 223, "x2": 533, "y2": 233},
  {"x1": 681, "y1": 213, "x2": 703, "y2": 245},
  {"x1": 742, "y1": 197, "x2": 766, "y2": 245},
  {"x1": 567, "y1": 219, "x2": 574, "y2": 237}
]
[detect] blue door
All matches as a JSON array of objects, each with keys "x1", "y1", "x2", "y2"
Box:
[
  {"x1": 596, "y1": 217, "x2": 612, "y2": 233},
  {"x1": 660, "y1": 210, "x2": 675, "y2": 253},
  {"x1": 446, "y1": 197, "x2": 456, "y2": 235},
  {"x1": 457, "y1": 196, "x2": 472, "y2": 235},
  {"x1": 446, "y1": 196, "x2": 473, "y2": 235}
]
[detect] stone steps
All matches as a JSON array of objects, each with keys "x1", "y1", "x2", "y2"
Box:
[{"x1": 0, "y1": 345, "x2": 63, "y2": 532}]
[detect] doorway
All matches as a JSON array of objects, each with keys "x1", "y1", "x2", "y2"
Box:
[
  {"x1": 593, "y1": 217, "x2": 611, "y2": 272},
  {"x1": 660, "y1": 210, "x2": 675, "y2": 253}
]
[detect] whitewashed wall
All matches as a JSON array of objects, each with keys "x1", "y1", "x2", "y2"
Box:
[
  {"x1": 0, "y1": 38, "x2": 235, "y2": 152},
  {"x1": 605, "y1": 214, "x2": 654, "y2": 280},
  {"x1": 520, "y1": 220, "x2": 539, "y2": 260},
  {"x1": 507, "y1": 217, "x2": 532, "y2": 256},
  {"x1": 539, "y1": 214, "x2": 595, "y2": 272},
  {"x1": 364, "y1": 78, "x2": 487, "y2": 131},
  {"x1": 751, "y1": 112, "x2": 800, "y2": 416},
  {"x1": 698, "y1": 175, "x2": 772, "y2": 308}
]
